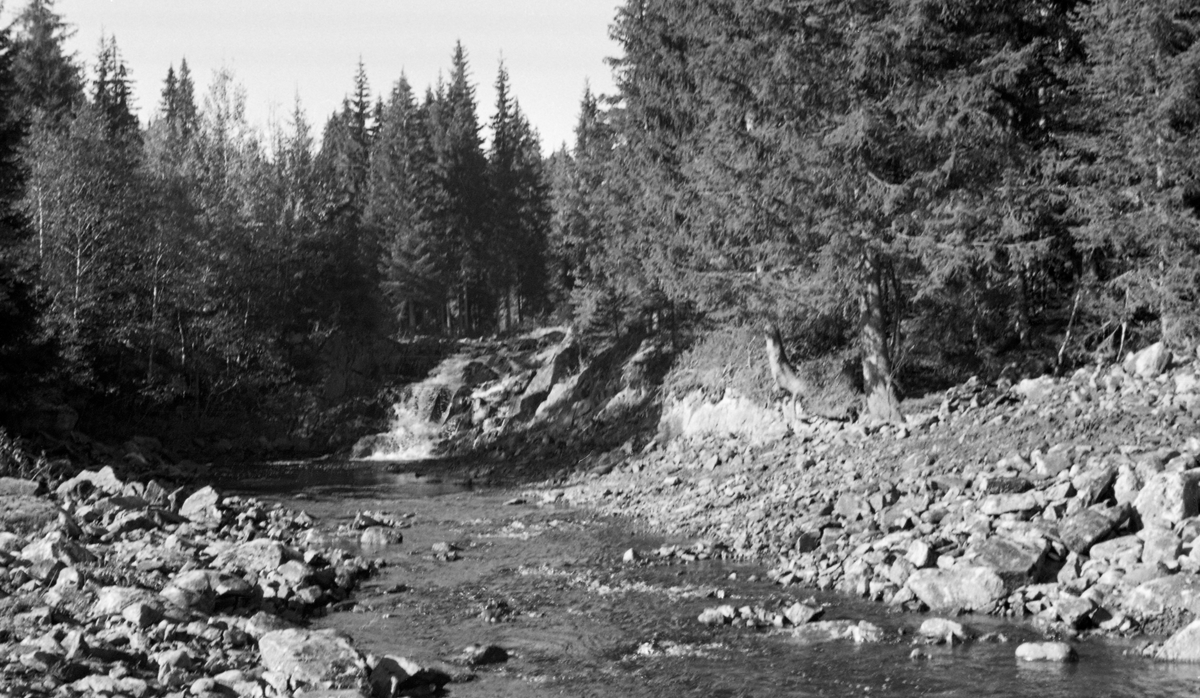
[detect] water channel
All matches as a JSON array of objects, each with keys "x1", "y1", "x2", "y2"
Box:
[{"x1": 221, "y1": 459, "x2": 1200, "y2": 697}]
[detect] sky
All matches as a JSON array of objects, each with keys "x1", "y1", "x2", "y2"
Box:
[{"x1": 29, "y1": 0, "x2": 624, "y2": 152}]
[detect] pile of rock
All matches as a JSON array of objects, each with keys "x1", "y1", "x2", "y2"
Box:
[
  {"x1": 0, "y1": 467, "x2": 446, "y2": 697},
  {"x1": 554, "y1": 342, "x2": 1200, "y2": 661}
]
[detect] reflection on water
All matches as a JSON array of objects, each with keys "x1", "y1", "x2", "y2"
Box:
[{"x1": 215, "y1": 459, "x2": 469, "y2": 499}]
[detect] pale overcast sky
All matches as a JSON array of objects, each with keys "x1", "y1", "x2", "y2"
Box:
[{"x1": 33, "y1": 0, "x2": 623, "y2": 152}]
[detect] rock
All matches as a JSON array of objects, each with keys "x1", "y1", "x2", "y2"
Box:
[
  {"x1": 55, "y1": 466, "x2": 124, "y2": 498},
  {"x1": 1072, "y1": 466, "x2": 1116, "y2": 505},
  {"x1": 245, "y1": 611, "x2": 299, "y2": 639},
  {"x1": 367, "y1": 654, "x2": 450, "y2": 697},
  {"x1": 1121, "y1": 574, "x2": 1200, "y2": 621},
  {"x1": 1033, "y1": 449, "x2": 1073, "y2": 479},
  {"x1": 1114, "y1": 467, "x2": 1142, "y2": 506},
  {"x1": 122, "y1": 601, "x2": 163, "y2": 628},
  {"x1": 1125, "y1": 342, "x2": 1171, "y2": 378},
  {"x1": 179, "y1": 486, "x2": 223, "y2": 524},
  {"x1": 1013, "y1": 376, "x2": 1055, "y2": 403},
  {"x1": 983, "y1": 477, "x2": 1032, "y2": 495},
  {"x1": 214, "y1": 538, "x2": 292, "y2": 573},
  {"x1": 1134, "y1": 471, "x2": 1200, "y2": 528},
  {"x1": 782, "y1": 601, "x2": 822, "y2": 626},
  {"x1": 979, "y1": 492, "x2": 1038, "y2": 516},
  {"x1": 20, "y1": 532, "x2": 96, "y2": 565},
  {"x1": 791, "y1": 620, "x2": 883, "y2": 644},
  {"x1": 1053, "y1": 594, "x2": 1096, "y2": 629},
  {"x1": 1140, "y1": 529, "x2": 1182, "y2": 566},
  {"x1": 622, "y1": 548, "x2": 639, "y2": 563},
  {"x1": 919, "y1": 618, "x2": 967, "y2": 642},
  {"x1": 1158, "y1": 618, "x2": 1200, "y2": 662},
  {"x1": 906, "y1": 540, "x2": 935, "y2": 568},
  {"x1": 72, "y1": 675, "x2": 150, "y2": 697},
  {"x1": 1090, "y1": 535, "x2": 1143, "y2": 567},
  {"x1": 258, "y1": 629, "x2": 367, "y2": 692},
  {"x1": 1058, "y1": 508, "x2": 1119, "y2": 555},
  {"x1": 0, "y1": 477, "x2": 40, "y2": 496},
  {"x1": 1015, "y1": 642, "x2": 1078, "y2": 662},
  {"x1": 968, "y1": 535, "x2": 1048, "y2": 585},
  {"x1": 698, "y1": 606, "x2": 732, "y2": 625},
  {"x1": 460, "y1": 644, "x2": 509, "y2": 666},
  {"x1": 161, "y1": 569, "x2": 253, "y2": 611},
  {"x1": 906, "y1": 567, "x2": 1007, "y2": 611}
]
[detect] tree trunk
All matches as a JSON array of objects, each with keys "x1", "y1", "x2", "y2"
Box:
[{"x1": 860, "y1": 251, "x2": 903, "y2": 424}]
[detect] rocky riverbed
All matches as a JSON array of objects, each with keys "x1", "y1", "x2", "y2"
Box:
[{"x1": 551, "y1": 341, "x2": 1200, "y2": 661}]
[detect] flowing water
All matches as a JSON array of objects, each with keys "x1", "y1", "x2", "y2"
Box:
[{"x1": 223, "y1": 460, "x2": 1200, "y2": 697}]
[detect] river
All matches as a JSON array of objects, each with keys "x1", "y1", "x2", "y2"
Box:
[{"x1": 221, "y1": 459, "x2": 1200, "y2": 697}]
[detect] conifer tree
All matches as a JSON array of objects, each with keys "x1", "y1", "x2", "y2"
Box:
[{"x1": 10, "y1": 0, "x2": 83, "y2": 123}]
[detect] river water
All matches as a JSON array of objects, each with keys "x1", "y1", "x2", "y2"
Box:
[{"x1": 221, "y1": 460, "x2": 1200, "y2": 697}]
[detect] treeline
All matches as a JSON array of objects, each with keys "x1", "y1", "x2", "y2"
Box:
[
  {"x1": 549, "y1": 0, "x2": 1200, "y2": 418},
  {"x1": 4, "y1": 0, "x2": 1200, "y2": 434},
  {"x1": 0, "y1": 1, "x2": 551, "y2": 430}
]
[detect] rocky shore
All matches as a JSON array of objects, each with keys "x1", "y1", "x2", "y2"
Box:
[
  {"x1": 0, "y1": 466, "x2": 449, "y2": 697},
  {"x1": 550, "y1": 342, "x2": 1200, "y2": 661}
]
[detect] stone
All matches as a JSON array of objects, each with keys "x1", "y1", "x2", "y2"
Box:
[
  {"x1": 122, "y1": 601, "x2": 163, "y2": 628},
  {"x1": 834, "y1": 492, "x2": 871, "y2": 521},
  {"x1": 1058, "y1": 508, "x2": 1119, "y2": 555},
  {"x1": 1015, "y1": 642, "x2": 1078, "y2": 662},
  {"x1": 980, "y1": 492, "x2": 1038, "y2": 516},
  {"x1": 790, "y1": 620, "x2": 883, "y2": 644},
  {"x1": 1114, "y1": 467, "x2": 1143, "y2": 506},
  {"x1": 782, "y1": 601, "x2": 822, "y2": 626},
  {"x1": 72, "y1": 675, "x2": 150, "y2": 697},
  {"x1": 1072, "y1": 466, "x2": 1117, "y2": 505},
  {"x1": 1013, "y1": 376, "x2": 1055, "y2": 403},
  {"x1": 906, "y1": 567, "x2": 1008, "y2": 611},
  {"x1": 983, "y1": 477, "x2": 1032, "y2": 495},
  {"x1": 1033, "y1": 449, "x2": 1073, "y2": 479},
  {"x1": 214, "y1": 538, "x2": 291, "y2": 573},
  {"x1": 1090, "y1": 535, "x2": 1143, "y2": 566},
  {"x1": 55, "y1": 466, "x2": 124, "y2": 498},
  {"x1": 20, "y1": 532, "x2": 96, "y2": 565},
  {"x1": 1121, "y1": 575, "x2": 1200, "y2": 620},
  {"x1": 460, "y1": 644, "x2": 508, "y2": 666},
  {"x1": 968, "y1": 536, "x2": 1048, "y2": 585},
  {"x1": 1158, "y1": 619, "x2": 1200, "y2": 662},
  {"x1": 1140, "y1": 529, "x2": 1183, "y2": 567},
  {"x1": 258, "y1": 629, "x2": 367, "y2": 692},
  {"x1": 1134, "y1": 471, "x2": 1200, "y2": 528},
  {"x1": 359, "y1": 527, "x2": 399, "y2": 548},
  {"x1": 179, "y1": 486, "x2": 222, "y2": 524},
  {"x1": 0, "y1": 477, "x2": 40, "y2": 496},
  {"x1": 1053, "y1": 594, "x2": 1096, "y2": 629},
  {"x1": 919, "y1": 618, "x2": 967, "y2": 641},
  {"x1": 1125, "y1": 342, "x2": 1171, "y2": 378},
  {"x1": 161, "y1": 569, "x2": 253, "y2": 611},
  {"x1": 906, "y1": 540, "x2": 935, "y2": 568},
  {"x1": 245, "y1": 611, "x2": 299, "y2": 638}
]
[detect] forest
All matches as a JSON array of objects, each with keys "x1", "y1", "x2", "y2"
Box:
[{"x1": 1, "y1": 0, "x2": 1199, "y2": 444}]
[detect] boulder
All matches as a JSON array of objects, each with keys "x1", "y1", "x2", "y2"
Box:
[
  {"x1": 791, "y1": 620, "x2": 883, "y2": 644},
  {"x1": 94, "y1": 586, "x2": 163, "y2": 617},
  {"x1": 214, "y1": 538, "x2": 292, "y2": 574},
  {"x1": 980, "y1": 492, "x2": 1038, "y2": 516},
  {"x1": 1134, "y1": 471, "x2": 1200, "y2": 528},
  {"x1": 258, "y1": 629, "x2": 367, "y2": 692},
  {"x1": 1120, "y1": 575, "x2": 1200, "y2": 621},
  {"x1": 1140, "y1": 529, "x2": 1183, "y2": 567},
  {"x1": 21, "y1": 532, "x2": 96, "y2": 565},
  {"x1": 918, "y1": 618, "x2": 968, "y2": 641},
  {"x1": 967, "y1": 536, "x2": 1048, "y2": 585},
  {"x1": 179, "y1": 486, "x2": 223, "y2": 524},
  {"x1": 55, "y1": 466, "x2": 124, "y2": 498},
  {"x1": 1158, "y1": 619, "x2": 1200, "y2": 662},
  {"x1": 1072, "y1": 466, "x2": 1116, "y2": 506},
  {"x1": 1058, "y1": 508, "x2": 1119, "y2": 555},
  {"x1": 0, "y1": 477, "x2": 40, "y2": 497},
  {"x1": 906, "y1": 567, "x2": 1007, "y2": 611},
  {"x1": 160, "y1": 569, "x2": 253, "y2": 611},
  {"x1": 1015, "y1": 642, "x2": 1077, "y2": 662},
  {"x1": 1089, "y1": 535, "x2": 1143, "y2": 567},
  {"x1": 1125, "y1": 342, "x2": 1171, "y2": 378}
]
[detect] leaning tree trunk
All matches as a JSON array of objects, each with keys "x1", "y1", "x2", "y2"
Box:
[{"x1": 860, "y1": 251, "x2": 904, "y2": 424}]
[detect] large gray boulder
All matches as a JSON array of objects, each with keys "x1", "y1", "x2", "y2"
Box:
[
  {"x1": 906, "y1": 567, "x2": 1007, "y2": 611},
  {"x1": 213, "y1": 538, "x2": 293, "y2": 574},
  {"x1": 967, "y1": 536, "x2": 1048, "y2": 585},
  {"x1": 1158, "y1": 619, "x2": 1200, "y2": 662},
  {"x1": 160, "y1": 569, "x2": 253, "y2": 611},
  {"x1": 179, "y1": 486, "x2": 223, "y2": 525},
  {"x1": 258, "y1": 629, "x2": 367, "y2": 693},
  {"x1": 1120, "y1": 574, "x2": 1200, "y2": 621},
  {"x1": 1134, "y1": 471, "x2": 1200, "y2": 528}
]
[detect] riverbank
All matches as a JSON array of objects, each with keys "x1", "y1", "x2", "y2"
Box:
[{"x1": 547, "y1": 342, "x2": 1200, "y2": 658}]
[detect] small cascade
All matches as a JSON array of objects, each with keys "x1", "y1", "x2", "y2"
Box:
[{"x1": 351, "y1": 384, "x2": 457, "y2": 461}]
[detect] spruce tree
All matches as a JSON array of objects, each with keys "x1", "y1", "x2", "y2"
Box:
[{"x1": 10, "y1": 0, "x2": 83, "y2": 123}]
